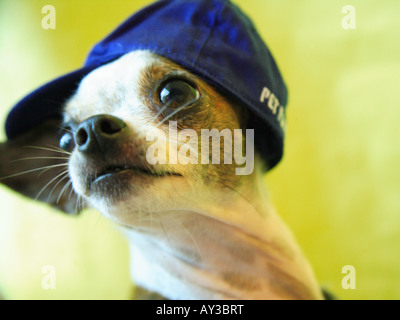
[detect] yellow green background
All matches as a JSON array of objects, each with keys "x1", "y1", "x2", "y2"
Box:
[{"x1": 0, "y1": 0, "x2": 399, "y2": 300}]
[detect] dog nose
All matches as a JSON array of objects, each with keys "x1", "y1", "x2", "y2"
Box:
[{"x1": 75, "y1": 114, "x2": 127, "y2": 154}]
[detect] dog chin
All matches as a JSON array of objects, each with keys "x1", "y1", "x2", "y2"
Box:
[
  {"x1": 71, "y1": 162, "x2": 189, "y2": 207},
  {"x1": 84, "y1": 175, "x2": 194, "y2": 226}
]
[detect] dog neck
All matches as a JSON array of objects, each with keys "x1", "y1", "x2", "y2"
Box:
[{"x1": 117, "y1": 165, "x2": 323, "y2": 300}]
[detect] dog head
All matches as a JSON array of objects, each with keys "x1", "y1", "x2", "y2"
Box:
[{"x1": 62, "y1": 50, "x2": 256, "y2": 223}]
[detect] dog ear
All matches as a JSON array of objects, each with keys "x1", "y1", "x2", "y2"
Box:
[{"x1": 0, "y1": 119, "x2": 84, "y2": 214}]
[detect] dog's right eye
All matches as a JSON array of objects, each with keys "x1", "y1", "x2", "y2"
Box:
[{"x1": 60, "y1": 131, "x2": 75, "y2": 152}]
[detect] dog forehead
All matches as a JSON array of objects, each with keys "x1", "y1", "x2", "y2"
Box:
[{"x1": 63, "y1": 50, "x2": 166, "y2": 122}]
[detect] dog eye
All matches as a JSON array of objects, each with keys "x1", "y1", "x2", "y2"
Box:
[
  {"x1": 159, "y1": 79, "x2": 200, "y2": 109},
  {"x1": 59, "y1": 131, "x2": 75, "y2": 152}
]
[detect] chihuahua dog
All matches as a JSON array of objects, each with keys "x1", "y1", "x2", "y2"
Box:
[{"x1": 0, "y1": 49, "x2": 323, "y2": 299}]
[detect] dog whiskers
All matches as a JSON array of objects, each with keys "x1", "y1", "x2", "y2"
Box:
[
  {"x1": 154, "y1": 98, "x2": 197, "y2": 129},
  {"x1": 150, "y1": 104, "x2": 170, "y2": 124},
  {"x1": 35, "y1": 169, "x2": 69, "y2": 201},
  {"x1": 10, "y1": 156, "x2": 70, "y2": 163},
  {"x1": 74, "y1": 194, "x2": 87, "y2": 216},
  {"x1": 57, "y1": 179, "x2": 73, "y2": 204},
  {"x1": 74, "y1": 195, "x2": 81, "y2": 216},
  {"x1": 47, "y1": 170, "x2": 70, "y2": 195},
  {"x1": 172, "y1": 113, "x2": 193, "y2": 126},
  {"x1": 68, "y1": 181, "x2": 76, "y2": 201},
  {"x1": 47, "y1": 172, "x2": 71, "y2": 203},
  {"x1": 46, "y1": 144, "x2": 73, "y2": 155},
  {"x1": 0, "y1": 163, "x2": 68, "y2": 181},
  {"x1": 23, "y1": 145, "x2": 71, "y2": 156},
  {"x1": 213, "y1": 177, "x2": 264, "y2": 218},
  {"x1": 56, "y1": 125, "x2": 75, "y2": 135}
]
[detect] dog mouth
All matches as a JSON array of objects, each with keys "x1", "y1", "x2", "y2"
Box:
[
  {"x1": 94, "y1": 164, "x2": 178, "y2": 181},
  {"x1": 73, "y1": 160, "x2": 183, "y2": 200},
  {"x1": 84, "y1": 161, "x2": 182, "y2": 196}
]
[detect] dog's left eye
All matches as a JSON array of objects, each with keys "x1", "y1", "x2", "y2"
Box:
[{"x1": 159, "y1": 79, "x2": 200, "y2": 109}]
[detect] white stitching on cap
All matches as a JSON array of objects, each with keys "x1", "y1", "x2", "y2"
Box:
[{"x1": 260, "y1": 86, "x2": 286, "y2": 131}]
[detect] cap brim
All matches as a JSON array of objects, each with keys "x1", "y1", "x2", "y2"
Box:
[{"x1": 5, "y1": 65, "x2": 97, "y2": 139}]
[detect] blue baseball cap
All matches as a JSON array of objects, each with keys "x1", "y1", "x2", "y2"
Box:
[{"x1": 5, "y1": 0, "x2": 288, "y2": 170}]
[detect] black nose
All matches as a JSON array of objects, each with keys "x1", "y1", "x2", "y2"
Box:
[{"x1": 75, "y1": 114, "x2": 127, "y2": 154}]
